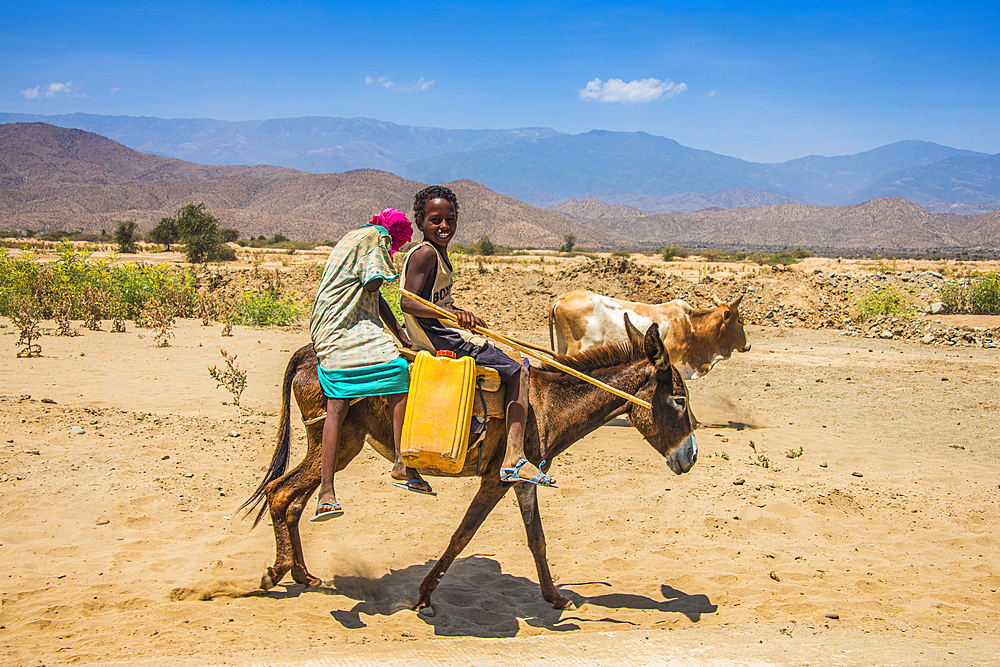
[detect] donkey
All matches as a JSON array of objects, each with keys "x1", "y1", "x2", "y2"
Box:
[{"x1": 242, "y1": 316, "x2": 698, "y2": 615}]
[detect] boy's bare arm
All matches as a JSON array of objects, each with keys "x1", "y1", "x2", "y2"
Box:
[{"x1": 400, "y1": 246, "x2": 485, "y2": 330}]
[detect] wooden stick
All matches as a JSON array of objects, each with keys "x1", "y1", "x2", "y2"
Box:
[{"x1": 400, "y1": 289, "x2": 652, "y2": 410}]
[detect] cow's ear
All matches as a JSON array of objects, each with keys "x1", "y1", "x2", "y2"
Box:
[
  {"x1": 644, "y1": 322, "x2": 672, "y2": 373},
  {"x1": 623, "y1": 313, "x2": 644, "y2": 351}
]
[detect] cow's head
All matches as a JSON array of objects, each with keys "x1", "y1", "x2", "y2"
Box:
[
  {"x1": 712, "y1": 294, "x2": 750, "y2": 355},
  {"x1": 624, "y1": 314, "x2": 698, "y2": 474}
]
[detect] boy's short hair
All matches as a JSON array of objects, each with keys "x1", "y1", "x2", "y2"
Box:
[{"x1": 413, "y1": 185, "x2": 459, "y2": 225}]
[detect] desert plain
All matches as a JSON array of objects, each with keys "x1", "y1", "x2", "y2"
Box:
[{"x1": 1, "y1": 250, "x2": 998, "y2": 666}]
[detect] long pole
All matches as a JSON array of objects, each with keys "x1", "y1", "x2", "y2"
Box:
[{"x1": 400, "y1": 289, "x2": 652, "y2": 410}]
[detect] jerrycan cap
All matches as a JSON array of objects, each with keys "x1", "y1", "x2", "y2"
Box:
[{"x1": 435, "y1": 350, "x2": 456, "y2": 358}]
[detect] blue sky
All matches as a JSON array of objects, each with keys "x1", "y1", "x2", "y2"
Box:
[{"x1": 2, "y1": 0, "x2": 998, "y2": 163}]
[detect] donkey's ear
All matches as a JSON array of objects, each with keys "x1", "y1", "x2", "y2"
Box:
[
  {"x1": 643, "y1": 322, "x2": 672, "y2": 373},
  {"x1": 623, "y1": 313, "x2": 644, "y2": 351}
]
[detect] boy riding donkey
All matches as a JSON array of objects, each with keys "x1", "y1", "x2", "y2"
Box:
[{"x1": 401, "y1": 185, "x2": 555, "y2": 487}]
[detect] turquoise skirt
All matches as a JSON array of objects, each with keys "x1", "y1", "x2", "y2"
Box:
[{"x1": 317, "y1": 356, "x2": 409, "y2": 399}]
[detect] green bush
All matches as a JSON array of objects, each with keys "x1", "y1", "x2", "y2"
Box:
[
  {"x1": 610, "y1": 250, "x2": 631, "y2": 258},
  {"x1": 940, "y1": 273, "x2": 1000, "y2": 314},
  {"x1": 234, "y1": 289, "x2": 303, "y2": 326},
  {"x1": 852, "y1": 286, "x2": 911, "y2": 321},
  {"x1": 0, "y1": 244, "x2": 200, "y2": 323},
  {"x1": 660, "y1": 247, "x2": 688, "y2": 261},
  {"x1": 940, "y1": 282, "x2": 970, "y2": 313},
  {"x1": 971, "y1": 272, "x2": 1000, "y2": 315}
]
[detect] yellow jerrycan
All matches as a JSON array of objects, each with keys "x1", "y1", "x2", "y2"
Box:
[{"x1": 400, "y1": 350, "x2": 477, "y2": 473}]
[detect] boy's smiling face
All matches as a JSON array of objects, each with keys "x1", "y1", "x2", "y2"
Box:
[{"x1": 418, "y1": 198, "x2": 458, "y2": 249}]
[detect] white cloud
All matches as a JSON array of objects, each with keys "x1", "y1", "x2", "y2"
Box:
[
  {"x1": 110, "y1": 86, "x2": 120, "y2": 94},
  {"x1": 365, "y1": 75, "x2": 434, "y2": 92},
  {"x1": 19, "y1": 81, "x2": 80, "y2": 99},
  {"x1": 396, "y1": 77, "x2": 434, "y2": 92},
  {"x1": 578, "y1": 77, "x2": 687, "y2": 104},
  {"x1": 365, "y1": 75, "x2": 394, "y2": 89},
  {"x1": 704, "y1": 90, "x2": 719, "y2": 98}
]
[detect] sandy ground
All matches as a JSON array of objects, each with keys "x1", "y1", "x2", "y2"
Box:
[{"x1": 1, "y1": 317, "x2": 999, "y2": 666}]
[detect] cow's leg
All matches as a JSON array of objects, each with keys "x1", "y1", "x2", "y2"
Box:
[
  {"x1": 414, "y1": 477, "x2": 510, "y2": 616},
  {"x1": 513, "y1": 483, "x2": 572, "y2": 609}
]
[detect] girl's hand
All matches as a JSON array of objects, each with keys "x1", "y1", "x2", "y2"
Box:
[{"x1": 397, "y1": 328, "x2": 412, "y2": 348}]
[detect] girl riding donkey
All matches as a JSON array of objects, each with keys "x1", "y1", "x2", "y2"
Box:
[{"x1": 308, "y1": 207, "x2": 432, "y2": 521}]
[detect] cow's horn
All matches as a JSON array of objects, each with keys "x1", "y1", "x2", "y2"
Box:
[{"x1": 731, "y1": 293, "x2": 744, "y2": 307}]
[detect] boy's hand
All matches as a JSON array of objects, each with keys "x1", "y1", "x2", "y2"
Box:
[{"x1": 450, "y1": 308, "x2": 485, "y2": 330}]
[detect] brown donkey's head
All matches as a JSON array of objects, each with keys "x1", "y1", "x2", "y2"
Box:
[{"x1": 623, "y1": 314, "x2": 698, "y2": 475}]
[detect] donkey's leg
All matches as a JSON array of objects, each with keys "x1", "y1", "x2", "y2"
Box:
[
  {"x1": 414, "y1": 477, "x2": 510, "y2": 616},
  {"x1": 262, "y1": 454, "x2": 320, "y2": 589},
  {"x1": 513, "y1": 483, "x2": 572, "y2": 609},
  {"x1": 262, "y1": 418, "x2": 366, "y2": 589},
  {"x1": 286, "y1": 419, "x2": 367, "y2": 586}
]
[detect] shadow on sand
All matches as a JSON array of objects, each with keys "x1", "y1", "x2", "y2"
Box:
[{"x1": 257, "y1": 556, "x2": 716, "y2": 637}]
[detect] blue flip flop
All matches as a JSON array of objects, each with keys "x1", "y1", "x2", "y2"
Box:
[
  {"x1": 392, "y1": 479, "x2": 437, "y2": 496},
  {"x1": 500, "y1": 459, "x2": 557, "y2": 487},
  {"x1": 310, "y1": 501, "x2": 344, "y2": 522}
]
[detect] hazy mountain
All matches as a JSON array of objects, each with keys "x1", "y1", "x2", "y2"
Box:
[
  {"x1": 3, "y1": 122, "x2": 998, "y2": 253},
  {"x1": 0, "y1": 123, "x2": 610, "y2": 247},
  {"x1": 849, "y1": 153, "x2": 1000, "y2": 205},
  {"x1": 0, "y1": 113, "x2": 563, "y2": 174},
  {"x1": 769, "y1": 140, "x2": 987, "y2": 205},
  {"x1": 2, "y1": 113, "x2": 997, "y2": 213},
  {"x1": 397, "y1": 130, "x2": 810, "y2": 205}
]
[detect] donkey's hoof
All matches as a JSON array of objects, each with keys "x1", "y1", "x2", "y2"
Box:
[
  {"x1": 415, "y1": 603, "x2": 436, "y2": 618},
  {"x1": 551, "y1": 595, "x2": 575, "y2": 610},
  {"x1": 261, "y1": 568, "x2": 282, "y2": 590},
  {"x1": 293, "y1": 573, "x2": 323, "y2": 588}
]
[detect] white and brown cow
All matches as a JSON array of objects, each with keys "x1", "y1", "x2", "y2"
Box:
[{"x1": 549, "y1": 290, "x2": 750, "y2": 379}]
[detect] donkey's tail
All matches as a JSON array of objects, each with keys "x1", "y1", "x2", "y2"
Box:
[{"x1": 240, "y1": 345, "x2": 305, "y2": 528}]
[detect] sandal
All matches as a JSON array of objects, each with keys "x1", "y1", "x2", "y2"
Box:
[
  {"x1": 392, "y1": 479, "x2": 437, "y2": 496},
  {"x1": 500, "y1": 459, "x2": 556, "y2": 487},
  {"x1": 310, "y1": 501, "x2": 344, "y2": 522}
]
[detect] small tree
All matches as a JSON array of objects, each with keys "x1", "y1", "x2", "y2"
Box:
[
  {"x1": 147, "y1": 216, "x2": 180, "y2": 250},
  {"x1": 174, "y1": 203, "x2": 234, "y2": 263},
  {"x1": 560, "y1": 234, "x2": 576, "y2": 253},
  {"x1": 114, "y1": 220, "x2": 139, "y2": 253},
  {"x1": 473, "y1": 235, "x2": 497, "y2": 256},
  {"x1": 219, "y1": 228, "x2": 240, "y2": 243}
]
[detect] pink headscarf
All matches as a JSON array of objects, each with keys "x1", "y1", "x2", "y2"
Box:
[{"x1": 367, "y1": 208, "x2": 413, "y2": 255}]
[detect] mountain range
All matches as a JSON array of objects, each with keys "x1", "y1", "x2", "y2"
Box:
[
  {"x1": 1, "y1": 112, "x2": 997, "y2": 214},
  {"x1": 1, "y1": 122, "x2": 998, "y2": 253},
  {"x1": 0, "y1": 122, "x2": 611, "y2": 248}
]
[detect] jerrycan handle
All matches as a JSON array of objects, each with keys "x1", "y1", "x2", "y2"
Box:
[{"x1": 436, "y1": 350, "x2": 456, "y2": 358}]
